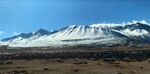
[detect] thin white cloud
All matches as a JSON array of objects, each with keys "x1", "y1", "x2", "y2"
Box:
[
  {"x1": 13, "y1": 32, "x2": 19, "y2": 35},
  {"x1": 0, "y1": 31, "x2": 4, "y2": 35},
  {"x1": 90, "y1": 23, "x2": 123, "y2": 27},
  {"x1": 127, "y1": 20, "x2": 149, "y2": 25},
  {"x1": 90, "y1": 20, "x2": 150, "y2": 27}
]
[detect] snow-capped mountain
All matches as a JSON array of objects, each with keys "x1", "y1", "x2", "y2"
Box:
[
  {"x1": 1, "y1": 28, "x2": 51, "y2": 42},
  {"x1": 1, "y1": 21, "x2": 150, "y2": 47}
]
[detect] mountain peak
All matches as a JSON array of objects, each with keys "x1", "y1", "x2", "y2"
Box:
[
  {"x1": 132, "y1": 22, "x2": 146, "y2": 26},
  {"x1": 34, "y1": 28, "x2": 50, "y2": 35},
  {"x1": 36, "y1": 28, "x2": 48, "y2": 32},
  {"x1": 124, "y1": 22, "x2": 150, "y2": 29},
  {"x1": 68, "y1": 25, "x2": 78, "y2": 28}
]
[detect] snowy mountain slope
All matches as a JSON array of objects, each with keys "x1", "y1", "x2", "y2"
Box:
[
  {"x1": 1, "y1": 21, "x2": 150, "y2": 47},
  {"x1": 113, "y1": 23, "x2": 150, "y2": 43},
  {"x1": 1, "y1": 28, "x2": 52, "y2": 42},
  {"x1": 42, "y1": 25, "x2": 129, "y2": 41}
]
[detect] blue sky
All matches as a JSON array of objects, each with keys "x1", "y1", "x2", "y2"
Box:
[{"x1": 0, "y1": 0, "x2": 150, "y2": 39}]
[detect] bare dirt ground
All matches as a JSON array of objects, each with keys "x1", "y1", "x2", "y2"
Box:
[
  {"x1": 0, "y1": 59, "x2": 150, "y2": 74},
  {"x1": 0, "y1": 46, "x2": 150, "y2": 74}
]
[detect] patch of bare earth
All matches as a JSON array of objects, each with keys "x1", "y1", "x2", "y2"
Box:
[{"x1": 0, "y1": 59, "x2": 150, "y2": 74}]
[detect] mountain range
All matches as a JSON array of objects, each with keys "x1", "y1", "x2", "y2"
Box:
[{"x1": 1, "y1": 21, "x2": 150, "y2": 47}]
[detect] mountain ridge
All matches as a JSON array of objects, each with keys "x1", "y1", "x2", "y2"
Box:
[{"x1": 1, "y1": 21, "x2": 150, "y2": 47}]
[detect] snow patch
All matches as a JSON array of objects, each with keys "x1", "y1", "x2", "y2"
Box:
[{"x1": 122, "y1": 29, "x2": 149, "y2": 36}]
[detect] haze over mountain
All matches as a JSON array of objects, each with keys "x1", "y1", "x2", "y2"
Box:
[{"x1": 0, "y1": 21, "x2": 150, "y2": 47}]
